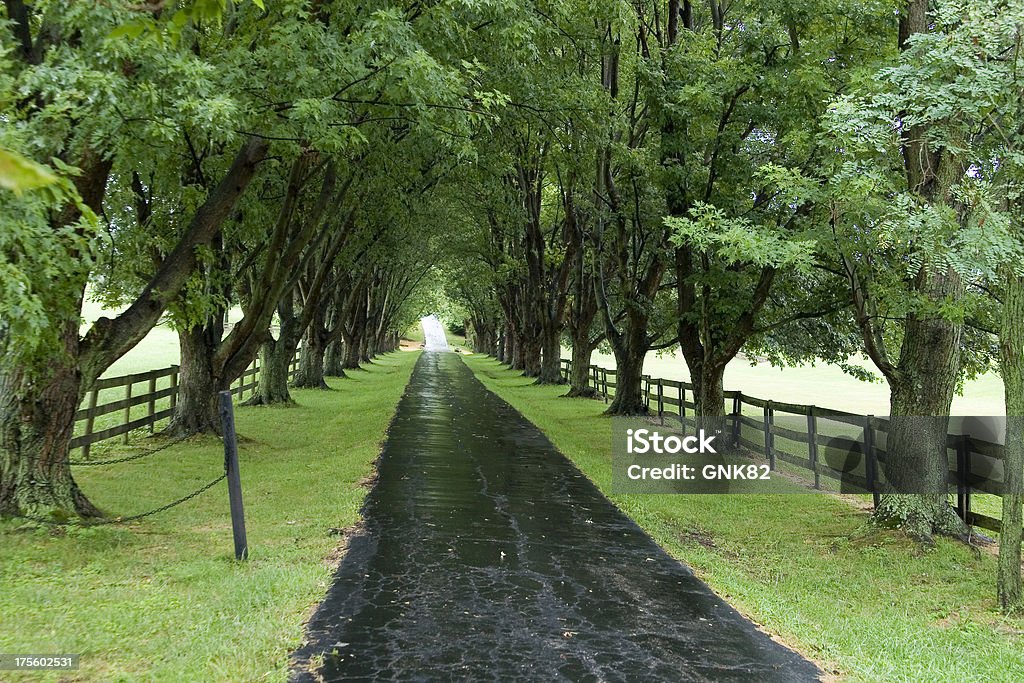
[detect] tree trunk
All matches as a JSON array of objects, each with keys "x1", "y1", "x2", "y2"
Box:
[
  {"x1": 692, "y1": 360, "x2": 728, "y2": 441},
  {"x1": 605, "y1": 345, "x2": 647, "y2": 415},
  {"x1": 496, "y1": 328, "x2": 506, "y2": 361},
  {"x1": 165, "y1": 325, "x2": 222, "y2": 436},
  {"x1": 875, "y1": 268, "x2": 967, "y2": 540},
  {"x1": 359, "y1": 329, "x2": 372, "y2": 363},
  {"x1": 503, "y1": 328, "x2": 515, "y2": 364},
  {"x1": 521, "y1": 335, "x2": 541, "y2": 377},
  {"x1": 324, "y1": 341, "x2": 346, "y2": 377},
  {"x1": 293, "y1": 326, "x2": 329, "y2": 389},
  {"x1": 0, "y1": 321, "x2": 99, "y2": 518},
  {"x1": 245, "y1": 338, "x2": 294, "y2": 406},
  {"x1": 536, "y1": 327, "x2": 565, "y2": 384},
  {"x1": 565, "y1": 335, "x2": 597, "y2": 398},
  {"x1": 998, "y1": 269, "x2": 1024, "y2": 612},
  {"x1": 342, "y1": 333, "x2": 362, "y2": 370},
  {"x1": 511, "y1": 332, "x2": 526, "y2": 370}
]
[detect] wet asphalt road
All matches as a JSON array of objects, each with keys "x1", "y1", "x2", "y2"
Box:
[{"x1": 291, "y1": 352, "x2": 820, "y2": 682}]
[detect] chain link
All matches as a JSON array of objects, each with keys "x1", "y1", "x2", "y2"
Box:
[
  {"x1": 9, "y1": 434, "x2": 192, "y2": 468},
  {"x1": 6, "y1": 474, "x2": 227, "y2": 527},
  {"x1": 68, "y1": 435, "x2": 191, "y2": 466}
]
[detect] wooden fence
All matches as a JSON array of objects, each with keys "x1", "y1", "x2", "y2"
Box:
[
  {"x1": 74, "y1": 351, "x2": 301, "y2": 458},
  {"x1": 560, "y1": 359, "x2": 1014, "y2": 533}
]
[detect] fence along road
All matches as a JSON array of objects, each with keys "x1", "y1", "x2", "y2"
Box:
[
  {"x1": 73, "y1": 350, "x2": 300, "y2": 457},
  {"x1": 10, "y1": 351, "x2": 301, "y2": 528},
  {"x1": 560, "y1": 358, "x2": 1016, "y2": 534}
]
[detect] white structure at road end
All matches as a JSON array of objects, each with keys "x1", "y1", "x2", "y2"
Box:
[{"x1": 421, "y1": 315, "x2": 450, "y2": 352}]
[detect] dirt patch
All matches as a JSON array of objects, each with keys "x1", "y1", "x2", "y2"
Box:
[
  {"x1": 678, "y1": 528, "x2": 717, "y2": 550},
  {"x1": 399, "y1": 337, "x2": 421, "y2": 352},
  {"x1": 323, "y1": 520, "x2": 365, "y2": 571}
]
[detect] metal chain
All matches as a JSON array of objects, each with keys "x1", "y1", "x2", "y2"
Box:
[
  {"x1": 10, "y1": 434, "x2": 191, "y2": 468},
  {"x1": 6, "y1": 473, "x2": 226, "y2": 527},
  {"x1": 68, "y1": 435, "x2": 191, "y2": 466}
]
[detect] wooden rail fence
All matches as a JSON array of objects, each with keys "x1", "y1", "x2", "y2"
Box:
[
  {"x1": 560, "y1": 359, "x2": 1016, "y2": 533},
  {"x1": 74, "y1": 351, "x2": 301, "y2": 458}
]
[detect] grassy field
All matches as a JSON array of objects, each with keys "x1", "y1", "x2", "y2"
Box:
[
  {"x1": 580, "y1": 347, "x2": 1005, "y2": 416},
  {"x1": 465, "y1": 354, "x2": 1024, "y2": 682},
  {"x1": 0, "y1": 351, "x2": 419, "y2": 682}
]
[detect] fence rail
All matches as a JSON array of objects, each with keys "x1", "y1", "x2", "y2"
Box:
[
  {"x1": 560, "y1": 359, "x2": 1015, "y2": 534},
  {"x1": 74, "y1": 350, "x2": 301, "y2": 456}
]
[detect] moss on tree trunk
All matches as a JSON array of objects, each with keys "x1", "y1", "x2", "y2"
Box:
[
  {"x1": 0, "y1": 322, "x2": 99, "y2": 518},
  {"x1": 999, "y1": 270, "x2": 1024, "y2": 612},
  {"x1": 535, "y1": 328, "x2": 565, "y2": 385}
]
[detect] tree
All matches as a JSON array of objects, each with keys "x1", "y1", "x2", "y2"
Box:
[
  {"x1": 820, "y1": 0, "x2": 1015, "y2": 540},
  {"x1": 0, "y1": 2, "x2": 268, "y2": 517},
  {"x1": 656, "y1": 1, "x2": 886, "y2": 433}
]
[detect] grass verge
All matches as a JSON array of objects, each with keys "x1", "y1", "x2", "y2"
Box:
[
  {"x1": 0, "y1": 351, "x2": 419, "y2": 682},
  {"x1": 465, "y1": 354, "x2": 1024, "y2": 682}
]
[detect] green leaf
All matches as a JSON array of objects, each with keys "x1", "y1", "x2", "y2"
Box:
[{"x1": 0, "y1": 149, "x2": 58, "y2": 194}]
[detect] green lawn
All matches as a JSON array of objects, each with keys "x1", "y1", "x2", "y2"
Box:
[
  {"x1": 0, "y1": 351, "x2": 419, "y2": 682},
  {"x1": 465, "y1": 354, "x2": 1024, "y2": 683},
  {"x1": 580, "y1": 346, "x2": 1005, "y2": 416},
  {"x1": 404, "y1": 322, "x2": 425, "y2": 344}
]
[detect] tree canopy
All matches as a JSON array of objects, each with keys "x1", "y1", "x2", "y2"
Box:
[{"x1": 2, "y1": 0, "x2": 1024, "y2": 610}]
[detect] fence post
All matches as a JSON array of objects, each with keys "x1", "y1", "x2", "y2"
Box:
[
  {"x1": 657, "y1": 380, "x2": 664, "y2": 425},
  {"x1": 731, "y1": 394, "x2": 741, "y2": 448},
  {"x1": 169, "y1": 367, "x2": 178, "y2": 410},
  {"x1": 602, "y1": 369, "x2": 608, "y2": 404},
  {"x1": 218, "y1": 391, "x2": 248, "y2": 561},
  {"x1": 864, "y1": 415, "x2": 880, "y2": 508},
  {"x1": 123, "y1": 381, "x2": 133, "y2": 444},
  {"x1": 147, "y1": 376, "x2": 157, "y2": 433},
  {"x1": 679, "y1": 385, "x2": 686, "y2": 432},
  {"x1": 956, "y1": 434, "x2": 971, "y2": 526},
  {"x1": 763, "y1": 401, "x2": 775, "y2": 470},
  {"x1": 82, "y1": 388, "x2": 99, "y2": 460},
  {"x1": 807, "y1": 409, "x2": 820, "y2": 489}
]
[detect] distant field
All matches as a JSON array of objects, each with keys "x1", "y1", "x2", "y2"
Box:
[
  {"x1": 81, "y1": 298, "x2": 252, "y2": 378},
  {"x1": 81, "y1": 299, "x2": 180, "y2": 377},
  {"x1": 83, "y1": 300, "x2": 1005, "y2": 416},
  {"x1": 581, "y1": 348, "x2": 1005, "y2": 417}
]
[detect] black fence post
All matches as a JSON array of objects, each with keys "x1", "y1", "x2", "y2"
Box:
[
  {"x1": 807, "y1": 409, "x2": 820, "y2": 489},
  {"x1": 956, "y1": 434, "x2": 971, "y2": 526},
  {"x1": 657, "y1": 380, "x2": 664, "y2": 425},
  {"x1": 764, "y1": 401, "x2": 775, "y2": 470},
  {"x1": 679, "y1": 385, "x2": 686, "y2": 432},
  {"x1": 731, "y1": 394, "x2": 742, "y2": 448},
  {"x1": 864, "y1": 415, "x2": 880, "y2": 509},
  {"x1": 218, "y1": 391, "x2": 248, "y2": 561}
]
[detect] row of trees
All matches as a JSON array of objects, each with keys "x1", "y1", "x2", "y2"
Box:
[
  {"x1": 0, "y1": 0, "x2": 507, "y2": 518},
  {"x1": 2, "y1": 0, "x2": 1021, "y2": 611},
  {"x1": 439, "y1": 0, "x2": 1023, "y2": 610}
]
